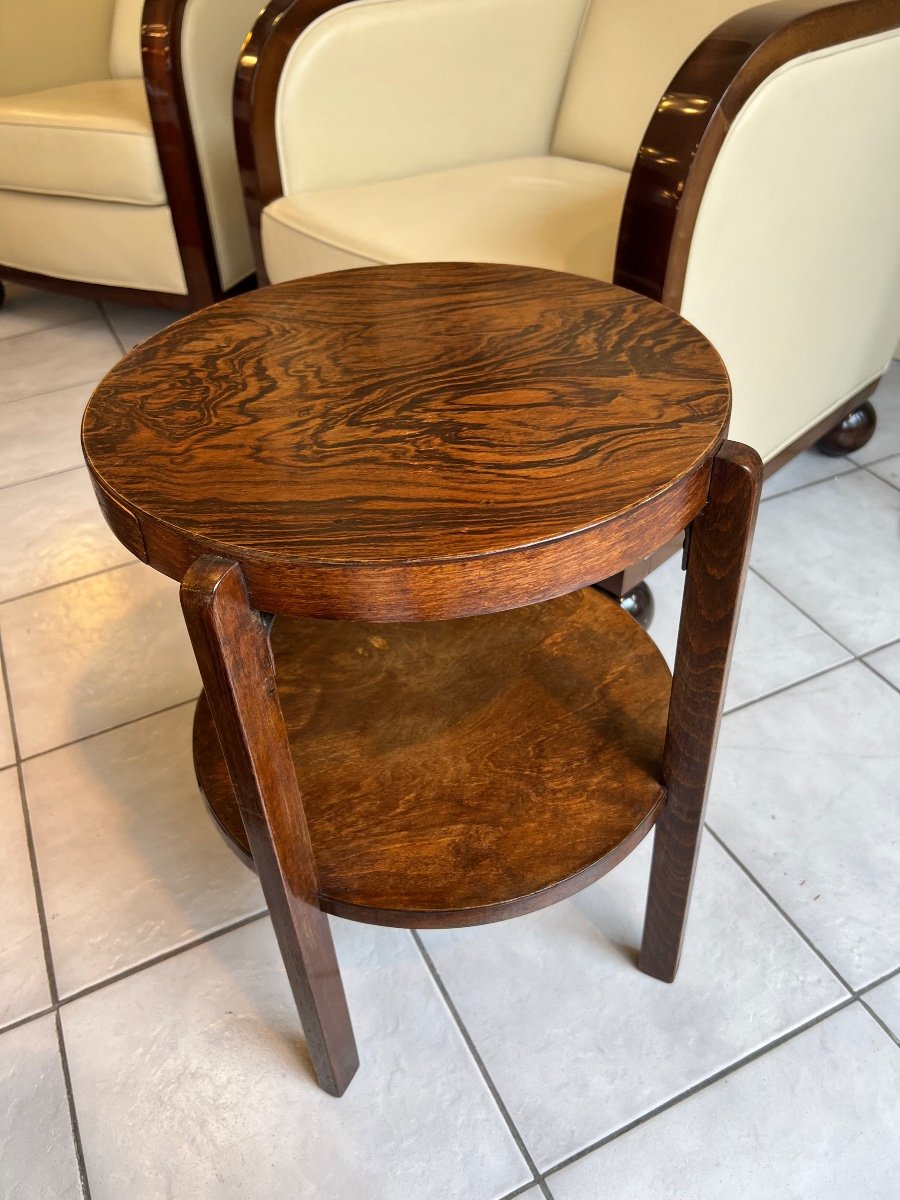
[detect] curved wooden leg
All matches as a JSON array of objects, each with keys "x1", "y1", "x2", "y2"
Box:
[
  {"x1": 181, "y1": 556, "x2": 359, "y2": 1096},
  {"x1": 640, "y1": 442, "x2": 762, "y2": 983}
]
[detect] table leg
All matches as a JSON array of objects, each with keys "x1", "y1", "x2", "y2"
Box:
[
  {"x1": 640, "y1": 441, "x2": 762, "y2": 983},
  {"x1": 181, "y1": 556, "x2": 359, "y2": 1096}
]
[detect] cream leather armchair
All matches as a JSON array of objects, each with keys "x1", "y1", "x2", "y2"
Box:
[
  {"x1": 0, "y1": 0, "x2": 269, "y2": 310},
  {"x1": 235, "y1": 0, "x2": 900, "y2": 492}
]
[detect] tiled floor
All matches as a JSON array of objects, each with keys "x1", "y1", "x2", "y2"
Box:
[{"x1": 1, "y1": 281, "x2": 898, "y2": 1199}]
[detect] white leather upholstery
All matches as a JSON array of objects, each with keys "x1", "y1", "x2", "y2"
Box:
[
  {"x1": 263, "y1": 156, "x2": 629, "y2": 285},
  {"x1": 0, "y1": 0, "x2": 114, "y2": 96},
  {"x1": 680, "y1": 30, "x2": 900, "y2": 461},
  {"x1": 109, "y1": 0, "x2": 146, "y2": 79},
  {"x1": 179, "y1": 0, "x2": 266, "y2": 289},
  {"x1": 0, "y1": 190, "x2": 186, "y2": 293},
  {"x1": 553, "y1": 0, "x2": 751, "y2": 172},
  {"x1": 275, "y1": 0, "x2": 589, "y2": 193},
  {"x1": 0, "y1": 80, "x2": 165, "y2": 205}
]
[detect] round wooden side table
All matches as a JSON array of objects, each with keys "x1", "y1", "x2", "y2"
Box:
[{"x1": 82, "y1": 263, "x2": 761, "y2": 1098}]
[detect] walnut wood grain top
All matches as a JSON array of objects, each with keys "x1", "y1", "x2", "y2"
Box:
[
  {"x1": 193, "y1": 587, "x2": 671, "y2": 927},
  {"x1": 83, "y1": 263, "x2": 730, "y2": 620}
]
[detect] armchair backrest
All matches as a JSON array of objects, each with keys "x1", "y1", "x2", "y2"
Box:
[
  {"x1": 273, "y1": 0, "x2": 589, "y2": 193},
  {"x1": 0, "y1": 0, "x2": 115, "y2": 95},
  {"x1": 552, "y1": 0, "x2": 757, "y2": 171},
  {"x1": 109, "y1": 0, "x2": 147, "y2": 78}
]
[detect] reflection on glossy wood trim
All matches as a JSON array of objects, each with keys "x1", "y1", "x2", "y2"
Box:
[
  {"x1": 143, "y1": 0, "x2": 227, "y2": 307},
  {"x1": 614, "y1": 0, "x2": 900, "y2": 309},
  {"x1": 234, "y1": 0, "x2": 349, "y2": 283}
]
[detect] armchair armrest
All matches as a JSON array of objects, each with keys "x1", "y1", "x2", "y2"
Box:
[
  {"x1": 615, "y1": 0, "x2": 900, "y2": 463},
  {"x1": 0, "y1": 0, "x2": 114, "y2": 96},
  {"x1": 614, "y1": 0, "x2": 900, "y2": 309},
  {"x1": 235, "y1": 0, "x2": 588, "y2": 255},
  {"x1": 142, "y1": 0, "x2": 266, "y2": 301}
]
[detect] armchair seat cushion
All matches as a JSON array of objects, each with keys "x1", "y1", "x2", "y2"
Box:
[
  {"x1": 0, "y1": 79, "x2": 166, "y2": 206},
  {"x1": 262, "y1": 156, "x2": 630, "y2": 284}
]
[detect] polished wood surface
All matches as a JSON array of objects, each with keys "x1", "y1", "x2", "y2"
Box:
[
  {"x1": 193, "y1": 586, "x2": 671, "y2": 927},
  {"x1": 640, "y1": 442, "x2": 762, "y2": 982},
  {"x1": 614, "y1": 0, "x2": 900, "y2": 308},
  {"x1": 83, "y1": 262, "x2": 730, "y2": 621},
  {"x1": 83, "y1": 261, "x2": 762, "y2": 1094},
  {"x1": 182, "y1": 556, "x2": 359, "y2": 1096}
]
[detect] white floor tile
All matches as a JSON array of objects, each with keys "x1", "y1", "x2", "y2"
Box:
[
  {"x1": 24, "y1": 705, "x2": 264, "y2": 998},
  {"x1": 0, "y1": 685, "x2": 14, "y2": 768},
  {"x1": 0, "y1": 1015, "x2": 83, "y2": 1200},
  {"x1": 760, "y1": 451, "x2": 855, "y2": 499},
  {"x1": 548, "y1": 1004, "x2": 900, "y2": 1200},
  {"x1": 647, "y1": 559, "x2": 850, "y2": 711},
  {"x1": 0, "y1": 282, "x2": 99, "y2": 341},
  {"x1": 421, "y1": 836, "x2": 846, "y2": 1170},
  {"x1": 63, "y1": 919, "x2": 530, "y2": 1200},
  {"x1": 864, "y1": 972, "x2": 900, "y2": 1039},
  {"x1": 0, "y1": 381, "x2": 95, "y2": 488},
  {"x1": 868, "y1": 454, "x2": 900, "y2": 490},
  {"x1": 849, "y1": 361, "x2": 900, "y2": 465},
  {"x1": 0, "y1": 467, "x2": 133, "y2": 602},
  {"x1": 0, "y1": 318, "x2": 121, "y2": 404},
  {"x1": 2, "y1": 564, "x2": 201, "y2": 758},
  {"x1": 101, "y1": 301, "x2": 177, "y2": 353},
  {"x1": 0, "y1": 768, "x2": 50, "y2": 1027},
  {"x1": 709, "y1": 661, "x2": 900, "y2": 990},
  {"x1": 864, "y1": 639, "x2": 900, "y2": 690},
  {"x1": 750, "y1": 470, "x2": 900, "y2": 654}
]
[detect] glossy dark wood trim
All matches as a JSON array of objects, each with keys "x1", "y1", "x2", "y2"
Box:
[
  {"x1": 142, "y1": 0, "x2": 226, "y2": 307},
  {"x1": 234, "y1": 0, "x2": 349, "y2": 281},
  {"x1": 614, "y1": 0, "x2": 900, "y2": 309}
]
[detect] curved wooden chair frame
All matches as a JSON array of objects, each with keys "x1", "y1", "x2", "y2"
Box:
[{"x1": 0, "y1": 0, "x2": 255, "y2": 312}]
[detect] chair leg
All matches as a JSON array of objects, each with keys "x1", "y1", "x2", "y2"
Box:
[
  {"x1": 181, "y1": 556, "x2": 359, "y2": 1096},
  {"x1": 640, "y1": 442, "x2": 762, "y2": 983}
]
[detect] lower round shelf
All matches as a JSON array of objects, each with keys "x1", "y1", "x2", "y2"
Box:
[{"x1": 193, "y1": 587, "x2": 671, "y2": 928}]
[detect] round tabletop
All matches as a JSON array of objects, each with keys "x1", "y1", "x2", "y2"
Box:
[{"x1": 83, "y1": 263, "x2": 730, "y2": 620}]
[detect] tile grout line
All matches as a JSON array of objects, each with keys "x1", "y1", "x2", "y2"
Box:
[
  {"x1": 857, "y1": 654, "x2": 900, "y2": 699},
  {"x1": 57, "y1": 909, "x2": 270, "y2": 1009},
  {"x1": 759, "y1": 457, "x2": 863, "y2": 503},
  {"x1": 0, "y1": 558, "x2": 136, "y2": 610},
  {"x1": 746, "y1": 566, "x2": 859, "y2": 659},
  {"x1": 411, "y1": 931, "x2": 552, "y2": 1200},
  {"x1": 0, "y1": 462, "x2": 89, "y2": 495},
  {"x1": 862, "y1": 460, "x2": 900, "y2": 491},
  {"x1": 703, "y1": 825, "x2": 855, "y2": 994},
  {"x1": 721, "y1": 655, "x2": 855, "y2": 720},
  {"x1": 0, "y1": 630, "x2": 93, "y2": 1198},
  {"x1": 542, "y1": 996, "x2": 856, "y2": 1180},
  {"x1": 97, "y1": 304, "x2": 127, "y2": 357},
  {"x1": 857, "y1": 962, "x2": 900, "y2": 996},
  {"x1": 0, "y1": 1005, "x2": 56, "y2": 1038},
  {"x1": 857, "y1": 997, "x2": 900, "y2": 1051},
  {"x1": 15, "y1": 694, "x2": 201, "y2": 766},
  {"x1": 54, "y1": 1011, "x2": 94, "y2": 1200}
]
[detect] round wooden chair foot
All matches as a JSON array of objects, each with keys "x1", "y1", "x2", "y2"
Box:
[{"x1": 815, "y1": 401, "x2": 876, "y2": 457}]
